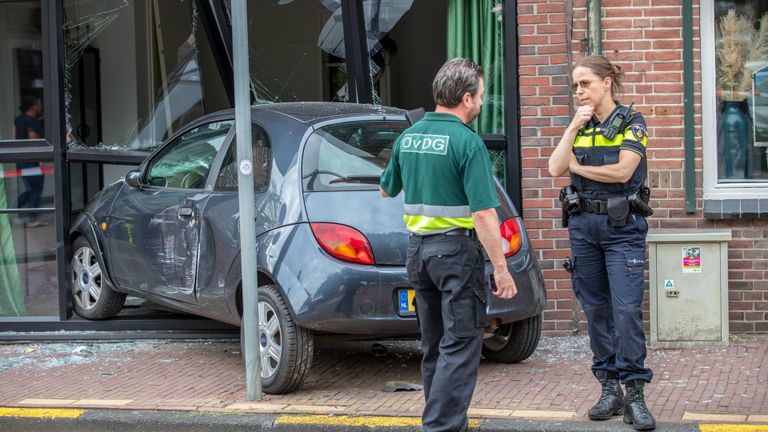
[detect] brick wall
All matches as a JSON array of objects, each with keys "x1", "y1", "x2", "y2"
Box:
[{"x1": 518, "y1": 0, "x2": 768, "y2": 335}]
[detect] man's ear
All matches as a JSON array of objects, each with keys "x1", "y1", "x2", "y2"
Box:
[{"x1": 461, "y1": 92, "x2": 473, "y2": 107}]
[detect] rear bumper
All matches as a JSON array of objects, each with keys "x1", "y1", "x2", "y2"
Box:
[{"x1": 272, "y1": 224, "x2": 546, "y2": 335}]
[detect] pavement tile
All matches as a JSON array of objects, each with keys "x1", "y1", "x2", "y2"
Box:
[
  {"x1": 226, "y1": 403, "x2": 289, "y2": 412},
  {"x1": 510, "y1": 410, "x2": 577, "y2": 419},
  {"x1": 0, "y1": 334, "x2": 766, "y2": 425},
  {"x1": 17, "y1": 398, "x2": 76, "y2": 406},
  {"x1": 467, "y1": 408, "x2": 516, "y2": 417},
  {"x1": 71, "y1": 399, "x2": 132, "y2": 407},
  {"x1": 683, "y1": 412, "x2": 748, "y2": 422}
]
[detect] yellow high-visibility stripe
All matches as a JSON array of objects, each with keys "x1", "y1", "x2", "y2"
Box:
[
  {"x1": 574, "y1": 129, "x2": 647, "y2": 148},
  {"x1": 404, "y1": 214, "x2": 473, "y2": 233},
  {"x1": 275, "y1": 414, "x2": 483, "y2": 428},
  {"x1": 700, "y1": 425, "x2": 768, "y2": 432}
]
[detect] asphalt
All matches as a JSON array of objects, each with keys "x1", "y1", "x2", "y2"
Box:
[
  {"x1": 0, "y1": 334, "x2": 766, "y2": 431},
  {"x1": 0, "y1": 408, "x2": 706, "y2": 432}
]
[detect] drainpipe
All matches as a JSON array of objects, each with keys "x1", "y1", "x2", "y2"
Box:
[
  {"x1": 586, "y1": 0, "x2": 602, "y2": 55},
  {"x1": 682, "y1": 1, "x2": 696, "y2": 213}
]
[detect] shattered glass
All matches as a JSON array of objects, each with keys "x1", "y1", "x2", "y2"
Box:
[
  {"x1": 489, "y1": 149, "x2": 507, "y2": 188},
  {"x1": 225, "y1": 0, "x2": 347, "y2": 103},
  {"x1": 64, "y1": 0, "x2": 227, "y2": 150}
]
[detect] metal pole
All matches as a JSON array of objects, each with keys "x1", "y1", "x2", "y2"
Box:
[
  {"x1": 231, "y1": 0, "x2": 262, "y2": 401},
  {"x1": 586, "y1": 0, "x2": 602, "y2": 55}
]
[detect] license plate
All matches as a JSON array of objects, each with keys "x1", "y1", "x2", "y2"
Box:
[{"x1": 398, "y1": 289, "x2": 415, "y2": 313}]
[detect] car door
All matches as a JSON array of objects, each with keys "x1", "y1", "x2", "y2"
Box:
[
  {"x1": 106, "y1": 119, "x2": 234, "y2": 304},
  {"x1": 194, "y1": 123, "x2": 273, "y2": 307}
]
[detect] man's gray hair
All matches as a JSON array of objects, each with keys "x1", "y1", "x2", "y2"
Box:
[{"x1": 432, "y1": 58, "x2": 484, "y2": 108}]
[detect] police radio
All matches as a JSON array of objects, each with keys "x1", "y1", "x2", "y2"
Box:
[{"x1": 602, "y1": 102, "x2": 634, "y2": 140}]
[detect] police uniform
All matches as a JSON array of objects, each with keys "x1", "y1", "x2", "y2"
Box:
[
  {"x1": 568, "y1": 105, "x2": 652, "y2": 384},
  {"x1": 380, "y1": 112, "x2": 498, "y2": 432}
]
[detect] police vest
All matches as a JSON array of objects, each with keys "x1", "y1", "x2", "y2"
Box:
[{"x1": 570, "y1": 106, "x2": 648, "y2": 200}]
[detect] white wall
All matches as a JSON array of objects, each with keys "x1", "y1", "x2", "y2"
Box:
[{"x1": 92, "y1": 4, "x2": 138, "y2": 146}]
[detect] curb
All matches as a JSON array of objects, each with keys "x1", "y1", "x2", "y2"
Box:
[{"x1": 0, "y1": 408, "x2": 709, "y2": 432}]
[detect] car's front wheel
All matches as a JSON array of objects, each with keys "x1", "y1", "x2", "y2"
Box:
[
  {"x1": 240, "y1": 285, "x2": 313, "y2": 394},
  {"x1": 481, "y1": 313, "x2": 542, "y2": 363},
  {"x1": 71, "y1": 236, "x2": 126, "y2": 319}
]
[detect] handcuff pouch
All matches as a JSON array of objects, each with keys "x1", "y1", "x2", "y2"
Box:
[{"x1": 607, "y1": 196, "x2": 629, "y2": 228}]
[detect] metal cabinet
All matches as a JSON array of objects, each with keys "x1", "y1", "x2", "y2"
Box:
[{"x1": 648, "y1": 229, "x2": 731, "y2": 347}]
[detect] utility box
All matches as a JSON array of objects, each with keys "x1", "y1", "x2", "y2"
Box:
[{"x1": 647, "y1": 229, "x2": 731, "y2": 348}]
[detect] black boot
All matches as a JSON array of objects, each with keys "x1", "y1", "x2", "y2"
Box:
[
  {"x1": 588, "y1": 370, "x2": 624, "y2": 420},
  {"x1": 623, "y1": 380, "x2": 656, "y2": 430}
]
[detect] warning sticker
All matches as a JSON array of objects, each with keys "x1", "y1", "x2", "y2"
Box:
[{"x1": 682, "y1": 247, "x2": 701, "y2": 273}]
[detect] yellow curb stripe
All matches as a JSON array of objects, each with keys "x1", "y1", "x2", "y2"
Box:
[
  {"x1": 275, "y1": 415, "x2": 482, "y2": 428},
  {"x1": 0, "y1": 407, "x2": 85, "y2": 418},
  {"x1": 700, "y1": 426, "x2": 768, "y2": 432}
]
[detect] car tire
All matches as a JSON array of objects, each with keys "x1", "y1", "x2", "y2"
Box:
[
  {"x1": 240, "y1": 285, "x2": 313, "y2": 394},
  {"x1": 71, "y1": 236, "x2": 126, "y2": 319},
  {"x1": 481, "y1": 313, "x2": 542, "y2": 363}
]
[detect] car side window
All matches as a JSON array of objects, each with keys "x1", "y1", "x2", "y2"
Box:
[
  {"x1": 215, "y1": 124, "x2": 271, "y2": 192},
  {"x1": 145, "y1": 120, "x2": 234, "y2": 189}
]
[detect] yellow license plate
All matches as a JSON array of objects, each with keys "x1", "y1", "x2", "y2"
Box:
[{"x1": 398, "y1": 289, "x2": 415, "y2": 313}]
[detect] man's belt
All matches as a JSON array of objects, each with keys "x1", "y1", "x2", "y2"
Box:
[{"x1": 443, "y1": 228, "x2": 474, "y2": 236}]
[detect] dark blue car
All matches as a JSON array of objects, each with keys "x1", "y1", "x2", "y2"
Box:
[{"x1": 70, "y1": 103, "x2": 546, "y2": 394}]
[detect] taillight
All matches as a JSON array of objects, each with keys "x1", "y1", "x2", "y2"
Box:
[
  {"x1": 310, "y1": 223, "x2": 375, "y2": 265},
  {"x1": 500, "y1": 218, "x2": 522, "y2": 257}
]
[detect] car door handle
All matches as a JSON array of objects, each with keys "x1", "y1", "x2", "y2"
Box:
[{"x1": 179, "y1": 207, "x2": 194, "y2": 217}]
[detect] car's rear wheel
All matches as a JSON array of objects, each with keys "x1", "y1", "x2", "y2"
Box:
[
  {"x1": 240, "y1": 285, "x2": 313, "y2": 394},
  {"x1": 481, "y1": 313, "x2": 542, "y2": 363},
  {"x1": 71, "y1": 236, "x2": 126, "y2": 319}
]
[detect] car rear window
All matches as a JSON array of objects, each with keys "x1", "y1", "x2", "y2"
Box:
[{"x1": 302, "y1": 120, "x2": 408, "y2": 191}]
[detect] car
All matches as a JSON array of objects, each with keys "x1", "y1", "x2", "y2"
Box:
[{"x1": 69, "y1": 102, "x2": 547, "y2": 394}]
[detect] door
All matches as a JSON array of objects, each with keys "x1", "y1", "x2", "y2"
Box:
[{"x1": 106, "y1": 119, "x2": 234, "y2": 304}]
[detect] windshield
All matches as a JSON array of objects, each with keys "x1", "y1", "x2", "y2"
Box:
[{"x1": 302, "y1": 120, "x2": 408, "y2": 191}]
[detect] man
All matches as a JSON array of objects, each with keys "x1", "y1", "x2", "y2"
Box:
[
  {"x1": 13, "y1": 95, "x2": 46, "y2": 227},
  {"x1": 380, "y1": 58, "x2": 517, "y2": 432}
]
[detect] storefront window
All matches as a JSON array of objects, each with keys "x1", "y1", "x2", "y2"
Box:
[
  {"x1": 63, "y1": 0, "x2": 229, "y2": 150},
  {"x1": 0, "y1": 1, "x2": 43, "y2": 141},
  {"x1": 232, "y1": 1, "x2": 345, "y2": 102},
  {"x1": 715, "y1": 2, "x2": 768, "y2": 181},
  {"x1": 0, "y1": 161, "x2": 57, "y2": 316},
  {"x1": 357, "y1": 0, "x2": 506, "y2": 182}
]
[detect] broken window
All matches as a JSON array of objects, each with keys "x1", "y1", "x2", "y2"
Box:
[
  {"x1": 223, "y1": 0, "x2": 346, "y2": 102},
  {"x1": 63, "y1": 0, "x2": 229, "y2": 150},
  {"x1": 357, "y1": 0, "x2": 507, "y2": 182}
]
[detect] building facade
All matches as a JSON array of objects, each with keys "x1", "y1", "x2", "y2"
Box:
[
  {"x1": 0, "y1": 0, "x2": 766, "y2": 336},
  {"x1": 519, "y1": 0, "x2": 768, "y2": 335}
]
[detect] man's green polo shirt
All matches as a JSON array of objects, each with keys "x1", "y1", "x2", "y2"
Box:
[{"x1": 380, "y1": 112, "x2": 499, "y2": 234}]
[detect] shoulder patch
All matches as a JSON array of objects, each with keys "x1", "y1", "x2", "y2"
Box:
[{"x1": 629, "y1": 124, "x2": 647, "y2": 141}]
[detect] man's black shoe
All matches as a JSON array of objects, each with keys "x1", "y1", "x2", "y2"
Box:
[
  {"x1": 588, "y1": 370, "x2": 624, "y2": 420},
  {"x1": 623, "y1": 380, "x2": 656, "y2": 430}
]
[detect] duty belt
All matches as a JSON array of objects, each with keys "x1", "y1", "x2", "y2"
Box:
[{"x1": 581, "y1": 198, "x2": 609, "y2": 214}]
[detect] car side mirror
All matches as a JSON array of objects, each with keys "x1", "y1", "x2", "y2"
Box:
[{"x1": 125, "y1": 170, "x2": 141, "y2": 188}]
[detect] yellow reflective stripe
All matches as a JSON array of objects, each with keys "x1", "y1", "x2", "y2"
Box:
[
  {"x1": 404, "y1": 214, "x2": 474, "y2": 233},
  {"x1": 573, "y1": 131, "x2": 647, "y2": 148}
]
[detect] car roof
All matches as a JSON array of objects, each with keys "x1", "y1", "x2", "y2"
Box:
[{"x1": 252, "y1": 102, "x2": 407, "y2": 125}]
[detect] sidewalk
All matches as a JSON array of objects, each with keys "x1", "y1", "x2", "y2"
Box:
[{"x1": 0, "y1": 334, "x2": 766, "y2": 431}]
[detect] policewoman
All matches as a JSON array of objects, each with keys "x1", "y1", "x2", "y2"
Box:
[
  {"x1": 548, "y1": 55, "x2": 656, "y2": 431},
  {"x1": 380, "y1": 58, "x2": 517, "y2": 432}
]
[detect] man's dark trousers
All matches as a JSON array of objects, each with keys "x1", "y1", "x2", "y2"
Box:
[
  {"x1": 568, "y1": 211, "x2": 653, "y2": 383},
  {"x1": 407, "y1": 233, "x2": 486, "y2": 432}
]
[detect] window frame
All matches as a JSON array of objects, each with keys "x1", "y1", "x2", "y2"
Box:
[
  {"x1": 213, "y1": 121, "x2": 272, "y2": 193},
  {"x1": 702, "y1": 0, "x2": 768, "y2": 200}
]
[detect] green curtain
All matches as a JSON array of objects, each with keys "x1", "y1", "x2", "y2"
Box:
[
  {"x1": 0, "y1": 178, "x2": 25, "y2": 316},
  {"x1": 447, "y1": 0, "x2": 505, "y2": 134}
]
